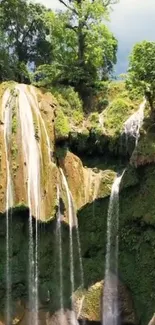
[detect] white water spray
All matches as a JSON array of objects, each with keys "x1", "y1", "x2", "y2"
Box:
[
  {"x1": 17, "y1": 85, "x2": 41, "y2": 325},
  {"x1": 28, "y1": 85, "x2": 52, "y2": 161},
  {"x1": 2, "y1": 90, "x2": 14, "y2": 325},
  {"x1": 102, "y1": 172, "x2": 124, "y2": 325},
  {"x1": 123, "y1": 98, "x2": 146, "y2": 146},
  {"x1": 60, "y1": 169, "x2": 74, "y2": 301},
  {"x1": 56, "y1": 185, "x2": 64, "y2": 316},
  {"x1": 60, "y1": 169, "x2": 84, "y2": 324}
]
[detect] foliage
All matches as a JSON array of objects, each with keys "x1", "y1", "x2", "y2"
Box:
[
  {"x1": 34, "y1": 0, "x2": 118, "y2": 106},
  {"x1": 51, "y1": 86, "x2": 84, "y2": 126},
  {"x1": 103, "y1": 98, "x2": 134, "y2": 136},
  {"x1": 88, "y1": 112, "x2": 99, "y2": 129},
  {"x1": 0, "y1": 0, "x2": 52, "y2": 82},
  {"x1": 55, "y1": 108, "x2": 70, "y2": 141},
  {"x1": 51, "y1": 86, "x2": 83, "y2": 114},
  {"x1": 126, "y1": 41, "x2": 155, "y2": 111}
]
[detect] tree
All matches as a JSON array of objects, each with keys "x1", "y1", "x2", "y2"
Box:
[
  {"x1": 35, "y1": 0, "x2": 118, "y2": 107},
  {"x1": 126, "y1": 41, "x2": 155, "y2": 111},
  {"x1": 0, "y1": 0, "x2": 53, "y2": 82}
]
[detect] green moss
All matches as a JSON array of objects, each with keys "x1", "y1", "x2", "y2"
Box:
[
  {"x1": 120, "y1": 166, "x2": 139, "y2": 189},
  {"x1": 131, "y1": 131, "x2": 155, "y2": 166},
  {"x1": 55, "y1": 146, "x2": 67, "y2": 159},
  {"x1": 72, "y1": 110, "x2": 84, "y2": 125},
  {"x1": 11, "y1": 142, "x2": 18, "y2": 160},
  {"x1": 74, "y1": 283, "x2": 101, "y2": 320},
  {"x1": 88, "y1": 112, "x2": 99, "y2": 129},
  {"x1": 55, "y1": 108, "x2": 70, "y2": 141},
  {"x1": 104, "y1": 98, "x2": 135, "y2": 137},
  {"x1": 98, "y1": 170, "x2": 116, "y2": 198}
]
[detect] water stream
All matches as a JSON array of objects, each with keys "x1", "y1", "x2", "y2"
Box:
[
  {"x1": 60, "y1": 168, "x2": 84, "y2": 324},
  {"x1": 102, "y1": 172, "x2": 124, "y2": 325},
  {"x1": 56, "y1": 185, "x2": 64, "y2": 318},
  {"x1": 60, "y1": 169, "x2": 75, "y2": 305},
  {"x1": 2, "y1": 90, "x2": 14, "y2": 324},
  {"x1": 123, "y1": 98, "x2": 146, "y2": 147},
  {"x1": 17, "y1": 84, "x2": 41, "y2": 325}
]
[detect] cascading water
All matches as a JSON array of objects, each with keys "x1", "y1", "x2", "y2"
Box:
[
  {"x1": 60, "y1": 168, "x2": 84, "y2": 324},
  {"x1": 28, "y1": 85, "x2": 52, "y2": 161},
  {"x1": 102, "y1": 172, "x2": 124, "y2": 325},
  {"x1": 56, "y1": 185, "x2": 64, "y2": 317},
  {"x1": 103, "y1": 99, "x2": 146, "y2": 325},
  {"x1": 123, "y1": 98, "x2": 146, "y2": 146},
  {"x1": 16, "y1": 84, "x2": 41, "y2": 325},
  {"x1": 60, "y1": 169, "x2": 75, "y2": 307},
  {"x1": 2, "y1": 90, "x2": 14, "y2": 325}
]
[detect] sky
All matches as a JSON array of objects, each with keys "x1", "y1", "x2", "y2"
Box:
[{"x1": 35, "y1": 0, "x2": 155, "y2": 74}]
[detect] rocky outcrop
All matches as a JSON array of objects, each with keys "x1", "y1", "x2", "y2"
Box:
[
  {"x1": 73, "y1": 280, "x2": 137, "y2": 325},
  {"x1": 59, "y1": 151, "x2": 116, "y2": 210}
]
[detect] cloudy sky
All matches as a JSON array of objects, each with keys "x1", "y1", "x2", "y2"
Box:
[{"x1": 35, "y1": 0, "x2": 155, "y2": 74}]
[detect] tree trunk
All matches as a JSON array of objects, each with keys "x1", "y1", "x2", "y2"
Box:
[
  {"x1": 76, "y1": 0, "x2": 85, "y2": 64},
  {"x1": 78, "y1": 26, "x2": 85, "y2": 63}
]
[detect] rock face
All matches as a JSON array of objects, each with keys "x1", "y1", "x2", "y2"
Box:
[
  {"x1": 73, "y1": 280, "x2": 137, "y2": 325},
  {"x1": 59, "y1": 151, "x2": 116, "y2": 210},
  {"x1": 0, "y1": 82, "x2": 116, "y2": 220}
]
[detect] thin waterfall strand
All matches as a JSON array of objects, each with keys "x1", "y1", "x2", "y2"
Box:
[
  {"x1": 17, "y1": 85, "x2": 40, "y2": 325},
  {"x1": 102, "y1": 172, "x2": 124, "y2": 325},
  {"x1": 2, "y1": 90, "x2": 14, "y2": 325},
  {"x1": 60, "y1": 169, "x2": 85, "y2": 323},
  {"x1": 29, "y1": 86, "x2": 51, "y2": 161},
  {"x1": 60, "y1": 169, "x2": 74, "y2": 305},
  {"x1": 56, "y1": 185, "x2": 64, "y2": 314},
  {"x1": 124, "y1": 98, "x2": 146, "y2": 146}
]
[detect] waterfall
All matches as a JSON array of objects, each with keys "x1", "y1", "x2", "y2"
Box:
[
  {"x1": 2, "y1": 90, "x2": 14, "y2": 324},
  {"x1": 28, "y1": 85, "x2": 52, "y2": 161},
  {"x1": 60, "y1": 169, "x2": 75, "y2": 303},
  {"x1": 56, "y1": 185, "x2": 64, "y2": 317},
  {"x1": 102, "y1": 172, "x2": 124, "y2": 325},
  {"x1": 123, "y1": 98, "x2": 146, "y2": 146},
  {"x1": 60, "y1": 168, "x2": 84, "y2": 324},
  {"x1": 16, "y1": 84, "x2": 41, "y2": 325}
]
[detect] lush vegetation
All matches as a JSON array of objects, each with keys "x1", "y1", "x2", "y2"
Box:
[
  {"x1": 0, "y1": 0, "x2": 53, "y2": 83},
  {"x1": 127, "y1": 41, "x2": 155, "y2": 112},
  {"x1": 0, "y1": 0, "x2": 118, "y2": 106}
]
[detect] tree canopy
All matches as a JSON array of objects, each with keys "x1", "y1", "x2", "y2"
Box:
[
  {"x1": 0, "y1": 0, "x2": 118, "y2": 106},
  {"x1": 34, "y1": 0, "x2": 118, "y2": 105},
  {"x1": 0, "y1": 0, "x2": 52, "y2": 82},
  {"x1": 127, "y1": 41, "x2": 155, "y2": 111}
]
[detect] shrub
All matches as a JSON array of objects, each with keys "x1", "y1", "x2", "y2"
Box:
[{"x1": 55, "y1": 108, "x2": 70, "y2": 141}]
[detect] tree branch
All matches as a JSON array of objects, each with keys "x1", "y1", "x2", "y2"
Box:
[
  {"x1": 58, "y1": 0, "x2": 78, "y2": 14},
  {"x1": 21, "y1": 20, "x2": 35, "y2": 45},
  {"x1": 65, "y1": 23, "x2": 78, "y2": 33}
]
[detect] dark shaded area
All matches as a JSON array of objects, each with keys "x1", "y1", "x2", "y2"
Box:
[{"x1": 0, "y1": 205, "x2": 84, "y2": 317}]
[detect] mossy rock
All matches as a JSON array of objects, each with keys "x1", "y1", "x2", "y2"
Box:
[
  {"x1": 103, "y1": 98, "x2": 135, "y2": 137},
  {"x1": 73, "y1": 280, "x2": 137, "y2": 324},
  {"x1": 131, "y1": 132, "x2": 155, "y2": 166},
  {"x1": 55, "y1": 108, "x2": 70, "y2": 141},
  {"x1": 120, "y1": 166, "x2": 139, "y2": 190}
]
